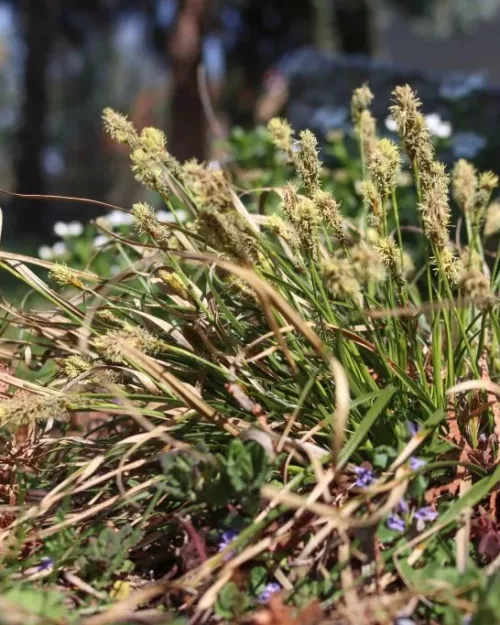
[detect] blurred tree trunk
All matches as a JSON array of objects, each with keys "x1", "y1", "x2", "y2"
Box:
[
  {"x1": 14, "y1": 0, "x2": 58, "y2": 236},
  {"x1": 168, "y1": 0, "x2": 211, "y2": 162},
  {"x1": 333, "y1": 0, "x2": 372, "y2": 55}
]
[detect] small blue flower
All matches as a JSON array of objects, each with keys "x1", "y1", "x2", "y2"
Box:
[
  {"x1": 353, "y1": 466, "x2": 375, "y2": 488},
  {"x1": 409, "y1": 457, "x2": 426, "y2": 471},
  {"x1": 397, "y1": 499, "x2": 409, "y2": 514},
  {"x1": 258, "y1": 582, "x2": 281, "y2": 603},
  {"x1": 414, "y1": 506, "x2": 438, "y2": 531},
  {"x1": 218, "y1": 529, "x2": 238, "y2": 552},
  {"x1": 37, "y1": 557, "x2": 54, "y2": 572},
  {"x1": 406, "y1": 421, "x2": 420, "y2": 437},
  {"x1": 387, "y1": 514, "x2": 405, "y2": 533},
  {"x1": 414, "y1": 506, "x2": 438, "y2": 522}
]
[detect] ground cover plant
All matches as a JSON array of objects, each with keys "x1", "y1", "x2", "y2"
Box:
[{"x1": 0, "y1": 83, "x2": 499, "y2": 625}]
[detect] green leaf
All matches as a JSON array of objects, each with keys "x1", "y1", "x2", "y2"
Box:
[
  {"x1": 226, "y1": 439, "x2": 269, "y2": 493},
  {"x1": 338, "y1": 385, "x2": 396, "y2": 468},
  {"x1": 214, "y1": 582, "x2": 250, "y2": 619},
  {"x1": 4, "y1": 587, "x2": 70, "y2": 620}
]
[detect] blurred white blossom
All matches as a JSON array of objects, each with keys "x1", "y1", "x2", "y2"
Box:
[
  {"x1": 66, "y1": 221, "x2": 83, "y2": 237},
  {"x1": 53, "y1": 221, "x2": 69, "y2": 237},
  {"x1": 157, "y1": 209, "x2": 187, "y2": 222},
  {"x1": 54, "y1": 220, "x2": 84, "y2": 238},
  {"x1": 425, "y1": 113, "x2": 452, "y2": 139},
  {"x1": 38, "y1": 245, "x2": 53, "y2": 260},
  {"x1": 385, "y1": 116, "x2": 398, "y2": 133},
  {"x1": 52, "y1": 242, "x2": 67, "y2": 257},
  {"x1": 94, "y1": 235, "x2": 109, "y2": 248},
  {"x1": 106, "y1": 209, "x2": 134, "y2": 227}
]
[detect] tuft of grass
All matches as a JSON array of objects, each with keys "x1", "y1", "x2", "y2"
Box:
[{"x1": 0, "y1": 83, "x2": 499, "y2": 624}]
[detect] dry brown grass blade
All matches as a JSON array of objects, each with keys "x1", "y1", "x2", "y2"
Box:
[
  {"x1": 447, "y1": 379, "x2": 500, "y2": 396},
  {"x1": 0, "y1": 370, "x2": 59, "y2": 396},
  {"x1": 261, "y1": 485, "x2": 346, "y2": 525},
  {"x1": 197, "y1": 537, "x2": 273, "y2": 611},
  {"x1": 258, "y1": 291, "x2": 298, "y2": 374},
  {"x1": 0, "y1": 250, "x2": 99, "y2": 281},
  {"x1": 80, "y1": 578, "x2": 172, "y2": 625},
  {"x1": 37, "y1": 476, "x2": 161, "y2": 539},
  {"x1": 456, "y1": 478, "x2": 472, "y2": 574},
  {"x1": 1, "y1": 260, "x2": 86, "y2": 320},
  {"x1": 120, "y1": 343, "x2": 241, "y2": 436},
  {"x1": 478, "y1": 351, "x2": 500, "y2": 441},
  {"x1": 174, "y1": 251, "x2": 350, "y2": 461}
]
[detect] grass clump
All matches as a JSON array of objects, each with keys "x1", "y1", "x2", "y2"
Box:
[{"x1": 0, "y1": 84, "x2": 499, "y2": 625}]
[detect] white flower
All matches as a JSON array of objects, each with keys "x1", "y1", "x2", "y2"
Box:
[
  {"x1": 157, "y1": 209, "x2": 187, "y2": 222},
  {"x1": 107, "y1": 209, "x2": 134, "y2": 227},
  {"x1": 385, "y1": 116, "x2": 398, "y2": 133},
  {"x1": 66, "y1": 221, "x2": 83, "y2": 237},
  {"x1": 52, "y1": 242, "x2": 67, "y2": 257},
  {"x1": 53, "y1": 221, "x2": 69, "y2": 237},
  {"x1": 38, "y1": 245, "x2": 53, "y2": 260},
  {"x1": 425, "y1": 113, "x2": 452, "y2": 139},
  {"x1": 94, "y1": 235, "x2": 109, "y2": 248},
  {"x1": 156, "y1": 210, "x2": 174, "y2": 222}
]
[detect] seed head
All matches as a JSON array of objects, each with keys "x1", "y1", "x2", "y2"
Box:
[
  {"x1": 484, "y1": 201, "x2": 500, "y2": 237},
  {"x1": 313, "y1": 190, "x2": 346, "y2": 243},
  {"x1": 351, "y1": 83, "x2": 374, "y2": 125},
  {"x1": 95, "y1": 309, "x2": 125, "y2": 326},
  {"x1": 157, "y1": 270, "x2": 190, "y2": 301},
  {"x1": 479, "y1": 171, "x2": 499, "y2": 193},
  {"x1": 280, "y1": 183, "x2": 300, "y2": 225},
  {"x1": 0, "y1": 393, "x2": 84, "y2": 427},
  {"x1": 50, "y1": 263, "x2": 86, "y2": 290},
  {"x1": 130, "y1": 147, "x2": 171, "y2": 199},
  {"x1": 61, "y1": 355, "x2": 92, "y2": 379},
  {"x1": 132, "y1": 202, "x2": 171, "y2": 250},
  {"x1": 440, "y1": 247, "x2": 461, "y2": 285},
  {"x1": 103, "y1": 108, "x2": 139, "y2": 148},
  {"x1": 419, "y1": 162, "x2": 451, "y2": 250},
  {"x1": 265, "y1": 214, "x2": 300, "y2": 247},
  {"x1": 350, "y1": 242, "x2": 386, "y2": 284},
  {"x1": 94, "y1": 326, "x2": 166, "y2": 364},
  {"x1": 267, "y1": 118, "x2": 294, "y2": 157},
  {"x1": 295, "y1": 129, "x2": 322, "y2": 195},
  {"x1": 368, "y1": 139, "x2": 401, "y2": 199},
  {"x1": 182, "y1": 159, "x2": 233, "y2": 212},
  {"x1": 322, "y1": 257, "x2": 361, "y2": 299},
  {"x1": 196, "y1": 207, "x2": 257, "y2": 263},
  {"x1": 390, "y1": 85, "x2": 434, "y2": 177},
  {"x1": 293, "y1": 196, "x2": 320, "y2": 252},
  {"x1": 360, "y1": 180, "x2": 382, "y2": 220},
  {"x1": 377, "y1": 237, "x2": 405, "y2": 289},
  {"x1": 140, "y1": 126, "x2": 166, "y2": 153},
  {"x1": 459, "y1": 267, "x2": 494, "y2": 308},
  {"x1": 452, "y1": 159, "x2": 477, "y2": 212},
  {"x1": 358, "y1": 110, "x2": 377, "y2": 160}
]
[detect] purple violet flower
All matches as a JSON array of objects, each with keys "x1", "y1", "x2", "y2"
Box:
[
  {"x1": 37, "y1": 557, "x2": 54, "y2": 572},
  {"x1": 398, "y1": 499, "x2": 409, "y2": 514},
  {"x1": 387, "y1": 513, "x2": 405, "y2": 533},
  {"x1": 353, "y1": 466, "x2": 375, "y2": 488},
  {"x1": 409, "y1": 457, "x2": 426, "y2": 471},
  {"x1": 258, "y1": 582, "x2": 281, "y2": 603},
  {"x1": 414, "y1": 506, "x2": 438, "y2": 531},
  {"x1": 406, "y1": 421, "x2": 420, "y2": 437},
  {"x1": 218, "y1": 529, "x2": 238, "y2": 552}
]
